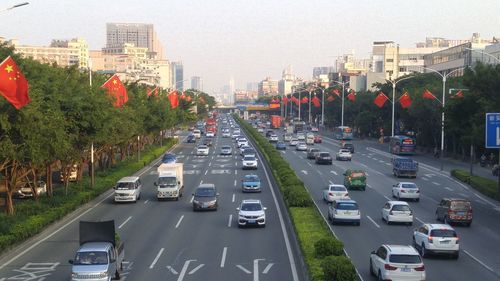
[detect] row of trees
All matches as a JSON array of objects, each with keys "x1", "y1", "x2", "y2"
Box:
[
  {"x1": 0, "y1": 43, "x2": 215, "y2": 214},
  {"x1": 267, "y1": 63, "x2": 499, "y2": 160}
]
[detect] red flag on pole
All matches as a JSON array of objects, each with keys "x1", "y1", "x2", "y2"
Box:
[
  {"x1": 327, "y1": 95, "x2": 335, "y2": 102},
  {"x1": 451, "y1": 90, "x2": 464, "y2": 99},
  {"x1": 347, "y1": 90, "x2": 356, "y2": 102},
  {"x1": 146, "y1": 86, "x2": 152, "y2": 97},
  {"x1": 301, "y1": 96, "x2": 308, "y2": 104},
  {"x1": 332, "y1": 88, "x2": 341, "y2": 97},
  {"x1": 168, "y1": 90, "x2": 179, "y2": 108},
  {"x1": 312, "y1": 96, "x2": 321, "y2": 107},
  {"x1": 0, "y1": 56, "x2": 30, "y2": 109},
  {"x1": 283, "y1": 96, "x2": 289, "y2": 104},
  {"x1": 374, "y1": 92, "x2": 389, "y2": 108},
  {"x1": 399, "y1": 92, "x2": 412, "y2": 108},
  {"x1": 154, "y1": 87, "x2": 159, "y2": 97},
  {"x1": 101, "y1": 74, "x2": 128, "y2": 107},
  {"x1": 291, "y1": 96, "x2": 300, "y2": 106},
  {"x1": 422, "y1": 89, "x2": 437, "y2": 100}
]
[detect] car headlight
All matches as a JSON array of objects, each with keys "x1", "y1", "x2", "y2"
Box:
[
  {"x1": 98, "y1": 271, "x2": 108, "y2": 278},
  {"x1": 193, "y1": 200, "x2": 200, "y2": 204},
  {"x1": 71, "y1": 272, "x2": 78, "y2": 278}
]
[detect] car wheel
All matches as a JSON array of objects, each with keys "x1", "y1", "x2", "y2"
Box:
[
  {"x1": 327, "y1": 212, "x2": 331, "y2": 221},
  {"x1": 356, "y1": 221, "x2": 360, "y2": 226},
  {"x1": 453, "y1": 251, "x2": 460, "y2": 259},
  {"x1": 435, "y1": 212, "x2": 441, "y2": 221},
  {"x1": 415, "y1": 198, "x2": 419, "y2": 202},
  {"x1": 114, "y1": 269, "x2": 120, "y2": 280},
  {"x1": 465, "y1": 221, "x2": 472, "y2": 227},
  {"x1": 407, "y1": 221, "x2": 413, "y2": 226},
  {"x1": 412, "y1": 236, "x2": 417, "y2": 248},
  {"x1": 420, "y1": 244, "x2": 428, "y2": 258},
  {"x1": 397, "y1": 194, "x2": 401, "y2": 201},
  {"x1": 444, "y1": 216, "x2": 449, "y2": 225},
  {"x1": 369, "y1": 259, "x2": 375, "y2": 276},
  {"x1": 378, "y1": 271, "x2": 383, "y2": 281}
]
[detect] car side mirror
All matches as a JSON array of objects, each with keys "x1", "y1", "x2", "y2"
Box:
[
  {"x1": 263, "y1": 207, "x2": 267, "y2": 210},
  {"x1": 154, "y1": 182, "x2": 157, "y2": 186},
  {"x1": 371, "y1": 250, "x2": 376, "y2": 255},
  {"x1": 216, "y1": 193, "x2": 220, "y2": 196},
  {"x1": 178, "y1": 181, "x2": 181, "y2": 185},
  {"x1": 113, "y1": 186, "x2": 117, "y2": 190},
  {"x1": 68, "y1": 259, "x2": 74, "y2": 264},
  {"x1": 343, "y1": 173, "x2": 346, "y2": 176},
  {"x1": 192, "y1": 193, "x2": 195, "y2": 196},
  {"x1": 236, "y1": 208, "x2": 240, "y2": 211}
]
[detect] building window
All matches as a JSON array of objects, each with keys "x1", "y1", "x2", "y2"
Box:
[{"x1": 386, "y1": 59, "x2": 394, "y2": 62}]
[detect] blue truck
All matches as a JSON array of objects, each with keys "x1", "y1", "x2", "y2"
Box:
[{"x1": 392, "y1": 157, "x2": 418, "y2": 178}]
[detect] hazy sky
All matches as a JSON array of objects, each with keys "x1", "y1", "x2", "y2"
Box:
[{"x1": 2, "y1": 0, "x2": 500, "y2": 92}]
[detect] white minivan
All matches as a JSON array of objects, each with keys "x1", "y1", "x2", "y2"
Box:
[
  {"x1": 114, "y1": 176, "x2": 142, "y2": 203},
  {"x1": 193, "y1": 129, "x2": 201, "y2": 139}
]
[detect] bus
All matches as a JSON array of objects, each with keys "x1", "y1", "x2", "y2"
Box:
[
  {"x1": 333, "y1": 126, "x2": 353, "y2": 140},
  {"x1": 389, "y1": 135, "x2": 417, "y2": 155},
  {"x1": 293, "y1": 120, "x2": 306, "y2": 133}
]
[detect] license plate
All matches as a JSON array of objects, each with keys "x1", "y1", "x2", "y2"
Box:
[
  {"x1": 401, "y1": 268, "x2": 411, "y2": 272},
  {"x1": 457, "y1": 212, "x2": 466, "y2": 216},
  {"x1": 248, "y1": 220, "x2": 256, "y2": 223},
  {"x1": 441, "y1": 240, "x2": 450, "y2": 244}
]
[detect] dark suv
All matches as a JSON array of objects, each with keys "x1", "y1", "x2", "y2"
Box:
[
  {"x1": 435, "y1": 198, "x2": 472, "y2": 226},
  {"x1": 342, "y1": 142, "x2": 354, "y2": 153},
  {"x1": 315, "y1": 152, "x2": 332, "y2": 165}
]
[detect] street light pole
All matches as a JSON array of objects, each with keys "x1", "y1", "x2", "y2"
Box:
[
  {"x1": 388, "y1": 75, "x2": 415, "y2": 137},
  {"x1": 0, "y1": 2, "x2": 29, "y2": 12},
  {"x1": 320, "y1": 88, "x2": 325, "y2": 127},
  {"x1": 308, "y1": 89, "x2": 312, "y2": 125},
  {"x1": 464, "y1": 47, "x2": 500, "y2": 64},
  {"x1": 331, "y1": 80, "x2": 349, "y2": 127},
  {"x1": 87, "y1": 57, "x2": 94, "y2": 189}
]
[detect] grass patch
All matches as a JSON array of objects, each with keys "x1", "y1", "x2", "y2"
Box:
[{"x1": 451, "y1": 169, "x2": 500, "y2": 201}]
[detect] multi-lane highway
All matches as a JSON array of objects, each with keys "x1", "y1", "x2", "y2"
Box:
[
  {"x1": 273, "y1": 129, "x2": 500, "y2": 281},
  {"x1": 0, "y1": 121, "x2": 304, "y2": 281}
]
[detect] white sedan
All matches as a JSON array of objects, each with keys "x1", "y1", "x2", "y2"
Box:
[
  {"x1": 296, "y1": 142, "x2": 307, "y2": 151},
  {"x1": 242, "y1": 156, "x2": 258, "y2": 170},
  {"x1": 196, "y1": 145, "x2": 209, "y2": 156},
  {"x1": 336, "y1": 149, "x2": 352, "y2": 161},
  {"x1": 323, "y1": 184, "x2": 349, "y2": 202},
  {"x1": 381, "y1": 201, "x2": 413, "y2": 225},
  {"x1": 392, "y1": 182, "x2": 420, "y2": 202}
]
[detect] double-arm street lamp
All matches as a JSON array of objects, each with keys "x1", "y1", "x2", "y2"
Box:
[
  {"x1": 330, "y1": 80, "x2": 349, "y2": 127},
  {"x1": 0, "y1": 2, "x2": 28, "y2": 12},
  {"x1": 387, "y1": 76, "x2": 416, "y2": 137},
  {"x1": 465, "y1": 47, "x2": 500, "y2": 65}
]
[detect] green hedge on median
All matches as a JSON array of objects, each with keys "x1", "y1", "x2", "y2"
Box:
[
  {"x1": 0, "y1": 138, "x2": 177, "y2": 253},
  {"x1": 451, "y1": 169, "x2": 500, "y2": 201},
  {"x1": 236, "y1": 116, "x2": 356, "y2": 281}
]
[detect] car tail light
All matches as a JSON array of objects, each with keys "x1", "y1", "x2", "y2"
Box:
[
  {"x1": 401, "y1": 189, "x2": 406, "y2": 193},
  {"x1": 344, "y1": 193, "x2": 349, "y2": 197},
  {"x1": 329, "y1": 192, "x2": 334, "y2": 196},
  {"x1": 428, "y1": 236, "x2": 433, "y2": 243},
  {"x1": 414, "y1": 265, "x2": 425, "y2": 271},
  {"x1": 384, "y1": 263, "x2": 397, "y2": 270},
  {"x1": 416, "y1": 189, "x2": 420, "y2": 193},
  {"x1": 456, "y1": 237, "x2": 460, "y2": 244}
]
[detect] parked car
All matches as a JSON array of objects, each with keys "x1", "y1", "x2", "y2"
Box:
[
  {"x1": 370, "y1": 245, "x2": 426, "y2": 281},
  {"x1": 435, "y1": 198, "x2": 472, "y2": 226},
  {"x1": 342, "y1": 142, "x2": 355, "y2": 153},
  {"x1": 296, "y1": 142, "x2": 307, "y2": 151},
  {"x1": 327, "y1": 199, "x2": 360, "y2": 225},
  {"x1": 242, "y1": 156, "x2": 258, "y2": 170},
  {"x1": 313, "y1": 135, "x2": 322, "y2": 143},
  {"x1": 220, "y1": 145, "x2": 232, "y2": 155},
  {"x1": 336, "y1": 149, "x2": 352, "y2": 161},
  {"x1": 392, "y1": 182, "x2": 420, "y2": 201},
  {"x1": 161, "y1": 153, "x2": 177, "y2": 164},
  {"x1": 316, "y1": 152, "x2": 332, "y2": 165},
  {"x1": 237, "y1": 199, "x2": 266, "y2": 227},
  {"x1": 413, "y1": 223, "x2": 459, "y2": 259},
  {"x1": 343, "y1": 170, "x2": 366, "y2": 190},
  {"x1": 241, "y1": 174, "x2": 261, "y2": 192},
  {"x1": 196, "y1": 145, "x2": 209, "y2": 156},
  {"x1": 323, "y1": 184, "x2": 349, "y2": 202},
  {"x1": 15, "y1": 181, "x2": 47, "y2": 199},
  {"x1": 192, "y1": 183, "x2": 219, "y2": 211},
  {"x1": 275, "y1": 141, "x2": 287, "y2": 150},
  {"x1": 306, "y1": 148, "x2": 320, "y2": 159},
  {"x1": 381, "y1": 201, "x2": 413, "y2": 225}
]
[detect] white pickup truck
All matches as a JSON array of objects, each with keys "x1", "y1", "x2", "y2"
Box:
[{"x1": 155, "y1": 163, "x2": 184, "y2": 200}]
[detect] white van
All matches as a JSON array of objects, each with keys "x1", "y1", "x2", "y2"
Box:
[
  {"x1": 193, "y1": 129, "x2": 201, "y2": 139},
  {"x1": 306, "y1": 133, "x2": 315, "y2": 145},
  {"x1": 114, "y1": 176, "x2": 142, "y2": 203}
]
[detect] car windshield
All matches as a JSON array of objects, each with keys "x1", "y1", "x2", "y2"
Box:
[
  {"x1": 430, "y1": 229, "x2": 457, "y2": 237},
  {"x1": 244, "y1": 156, "x2": 255, "y2": 161},
  {"x1": 74, "y1": 251, "x2": 108, "y2": 265},
  {"x1": 158, "y1": 177, "x2": 177, "y2": 186},
  {"x1": 222, "y1": 146, "x2": 231, "y2": 150},
  {"x1": 244, "y1": 149, "x2": 255, "y2": 154},
  {"x1": 351, "y1": 172, "x2": 365, "y2": 177},
  {"x1": 339, "y1": 149, "x2": 350, "y2": 153},
  {"x1": 451, "y1": 201, "x2": 471, "y2": 209},
  {"x1": 392, "y1": 205, "x2": 411, "y2": 211},
  {"x1": 330, "y1": 185, "x2": 346, "y2": 191},
  {"x1": 244, "y1": 175, "x2": 260, "y2": 182},
  {"x1": 310, "y1": 149, "x2": 319, "y2": 152},
  {"x1": 241, "y1": 203, "x2": 262, "y2": 211},
  {"x1": 195, "y1": 187, "x2": 216, "y2": 197},
  {"x1": 402, "y1": 183, "x2": 417, "y2": 189},
  {"x1": 116, "y1": 182, "x2": 135, "y2": 190},
  {"x1": 198, "y1": 146, "x2": 207, "y2": 149},
  {"x1": 320, "y1": 153, "x2": 330, "y2": 157},
  {"x1": 336, "y1": 203, "x2": 358, "y2": 210},
  {"x1": 389, "y1": 254, "x2": 422, "y2": 264}
]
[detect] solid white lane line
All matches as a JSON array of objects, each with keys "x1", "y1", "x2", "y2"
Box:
[
  {"x1": 175, "y1": 215, "x2": 184, "y2": 228},
  {"x1": 228, "y1": 214, "x2": 232, "y2": 227},
  {"x1": 118, "y1": 216, "x2": 132, "y2": 229},
  {"x1": 144, "y1": 199, "x2": 149, "y2": 204},
  {"x1": 366, "y1": 184, "x2": 373, "y2": 189},
  {"x1": 232, "y1": 193, "x2": 235, "y2": 203},
  {"x1": 237, "y1": 265, "x2": 251, "y2": 274},
  {"x1": 190, "y1": 196, "x2": 194, "y2": 203},
  {"x1": 149, "y1": 248, "x2": 164, "y2": 269},
  {"x1": 463, "y1": 250, "x2": 495, "y2": 273},
  {"x1": 383, "y1": 195, "x2": 391, "y2": 201},
  {"x1": 262, "y1": 263, "x2": 274, "y2": 274},
  {"x1": 329, "y1": 180, "x2": 333, "y2": 184},
  {"x1": 415, "y1": 217, "x2": 424, "y2": 224},
  {"x1": 366, "y1": 216, "x2": 380, "y2": 228},
  {"x1": 220, "y1": 247, "x2": 227, "y2": 268}
]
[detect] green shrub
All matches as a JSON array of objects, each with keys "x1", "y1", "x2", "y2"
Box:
[
  {"x1": 283, "y1": 184, "x2": 313, "y2": 207},
  {"x1": 451, "y1": 169, "x2": 500, "y2": 201},
  {"x1": 321, "y1": 255, "x2": 357, "y2": 281},
  {"x1": 315, "y1": 237, "x2": 344, "y2": 258}
]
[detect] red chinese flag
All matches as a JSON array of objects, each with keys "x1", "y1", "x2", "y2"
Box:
[
  {"x1": 347, "y1": 90, "x2": 356, "y2": 102},
  {"x1": 374, "y1": 92, "x2": 389, "y2": 108},
  {"x1": 291, "y1": 96, "x2": 300, "y2": 106},
  {"x1": 186, "y1": 95, "x2": 192, "y2": 102},
  {"x1": 399, "y1": 92, "x2": 412, "y2": 109},
  {"x1": 327, "y1": 95, "x2": 335, "y2": 102},
  {"x1": 0, "y1": 56, "x2": 30, "y2": 109},
  {"x1": 422, "y1": 89, "x2": 437, "y2": 100},
  {"x1": 452, "y1": 90, "x2": 464, "y2": 99},
  {"x1": 101, "y1": 74, "x2": 128, "y2": 107},
  {"x1": 312, "y1": 96, "x2": 321, "y2": 107},
  {"x1": 198, "y1": 96, "x2": 205, "y2": 104},
  {"x1": 283, "y1": 96, "x2": 289, "y2": 104},
  {"x1": 154, "y1": 87, "x2": 159, "y2": 97},
  {"x1": 332, "y1": 88, "x2": 341, "y2": 97},
  {"x1": 301, "y1": 96, "x2": 308, "y2": 104},
  {"x1": 168, "y1": 90, "x2": 179, "y2": 108},
  {"x1": 146, "y1": 86, "x2": 152, "y2": 97}
]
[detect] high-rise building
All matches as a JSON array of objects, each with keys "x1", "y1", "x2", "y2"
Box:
[
  {"x1": 171, "y1": 62, "x2": 184, "y2": 91},
  {"x1": 6, "y1": 37, "x2": 89, "y2": 69},
  {"x1": 278, "y1": 65, "x2": 296, "y2": 95},
  {"x1": 191, "y1": 76, "x2": 202, "y2": 91},
  {"x1": 258, "y1": 77, "x2": 278, "y2": 97},
  {"x1": 312, "y1": 67, "x2": 334, "y2": 79},
  {"x1": 104, "y1": 23, "x2": 165, "y2": 59},
  {"x1": 246, "y1": 82, "x2": 259, "y2": 92},
  {"x1": 335, "y1": 52, "x2": 371, "y2": 74}
]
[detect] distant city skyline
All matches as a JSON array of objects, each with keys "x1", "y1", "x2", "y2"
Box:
[{"x1": 2, "y1": 0, "x2": 499, "y2": 93}]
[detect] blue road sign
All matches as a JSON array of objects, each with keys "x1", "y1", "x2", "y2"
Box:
[{"x1": 486, "y1": 113, "x2": 500, "y2": 148}]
